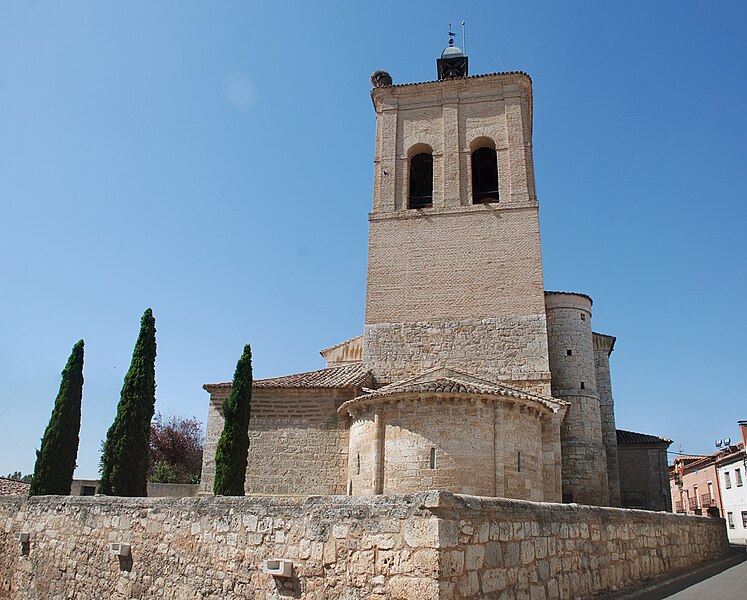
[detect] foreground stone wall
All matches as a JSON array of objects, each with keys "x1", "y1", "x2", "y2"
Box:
[
  {"x1": 0, "y1": 494, "x2": 443, "y2": 600},
  {"x1": 0, "y1": 492, "x2": 729, "y2": 600},
  {"x1": 429, "y1": 493, "x2": 728, "y2": 599}
]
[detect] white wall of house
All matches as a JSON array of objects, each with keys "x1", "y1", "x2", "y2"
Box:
[{"x1": 717, "y1": 455, "x2": 747, "y2": 545}]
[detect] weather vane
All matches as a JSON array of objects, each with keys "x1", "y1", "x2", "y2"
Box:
[{"x1": 446, "y1": 22, "x2": 466, "y2": 53}]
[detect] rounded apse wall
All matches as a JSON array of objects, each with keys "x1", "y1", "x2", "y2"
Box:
[{"x1": 346, "y1": 396, "x2": 547, "y2": 501}]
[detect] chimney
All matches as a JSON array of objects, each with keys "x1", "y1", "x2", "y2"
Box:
[{"x1": 739, "y1": 420, "x2": 747, "y2": 449}]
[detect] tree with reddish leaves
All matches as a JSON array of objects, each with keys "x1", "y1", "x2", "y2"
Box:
[{"x1": 148, "y1": 413, "x2": 204, "y2": 484}]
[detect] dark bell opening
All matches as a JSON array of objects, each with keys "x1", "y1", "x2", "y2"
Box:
[
  {"x1": 409, "y1": 153, "x2": 433, "y2": 208},
  {"x1": 471, "y1": 147, "x2": 499, "y2": 203}
]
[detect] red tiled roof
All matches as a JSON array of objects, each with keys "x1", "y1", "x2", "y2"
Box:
[
  {"x1": 616, "y1": 429, "x2": 672, "y2": 445},
  {"x1": 360, "y1": 377, "x2": 559, "y2": 408},
  {"x1": 339, "y1": 367, "x2": 567, "y2": 416},
  {"x1": 319, "y1": 335, "x2": 363, "y2": 355},
  {"x1": 0, "y1": 477, "x2": 30, "y2": 496},
  {"x1": 376, "y1": 71, "x2": 532, "y2": 90},
  {"x1": 544, "y1": 290, "x2": 594, "y2": 304},
  {"x1": 204, "y1": 364, "x2": 372, "y2": 392}
]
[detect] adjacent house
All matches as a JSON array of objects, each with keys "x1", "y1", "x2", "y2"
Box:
[{"x1": 670, "y1": 421, "x2": 746, "y2": 545}]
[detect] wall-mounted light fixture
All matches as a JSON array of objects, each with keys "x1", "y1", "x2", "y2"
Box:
[
  {"x1": 109, "y1": 543, "x2": 131, "y2": 557},
  {"x1": 262, "y1": 558, "x2": 293, "y2": 578}
]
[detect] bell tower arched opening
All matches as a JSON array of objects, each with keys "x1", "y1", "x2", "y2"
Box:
[
  {"x1": 408, "y1": 149, "x2": 434, "y2": 209},
  {"x1": 470, "y1": 140, "x2": 499, "y2": 204}
]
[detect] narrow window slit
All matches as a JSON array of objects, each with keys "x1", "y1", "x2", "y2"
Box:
[{"x1": 429, "y1": 447, "x2": 436, "y2": 470}]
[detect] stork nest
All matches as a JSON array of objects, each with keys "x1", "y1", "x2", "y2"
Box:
[{"x1": 370, "y1": 70, "x2": 393, "y2": 88}]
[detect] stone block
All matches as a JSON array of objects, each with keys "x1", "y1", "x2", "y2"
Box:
[
  {"x1": 481, "y1": 567, "x2": 507, "y2": 594},
  {"x1": 465, "y1": 544, "x2": 485, "y2": 571}
]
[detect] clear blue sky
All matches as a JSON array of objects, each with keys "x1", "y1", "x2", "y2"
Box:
[{"x1": 1, "y1": 2, "x2": 745, "y2": 479}]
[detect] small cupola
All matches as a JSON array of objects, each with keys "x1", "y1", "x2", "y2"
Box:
[{"x1": 437, "y1": 27, "x2": 468, "y2": 80}]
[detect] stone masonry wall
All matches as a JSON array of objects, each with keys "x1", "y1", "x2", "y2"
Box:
[
  {"x1": 346, "y1": 397, "x2": 563, "y2": 502},
  {"x1": 365, "y1": 72, "x2": 551, "y2": 396},
  {"x1": 545, "y1": 293, "x2": 609, "y2": 506},
  {"x1": 0, "y1": 492, "x2": 729, "y2": 600},
  {"x1": 200, "y1": 389, "x2": 353, "y2": 496},
  {"x1": 365, "y1": 210, "x2": 547, "y2": 324},
  {"x1": 618, "y1": 444, "x2": 673, "y2": 512},
  {"x1": 0, "y1": 494, "x2": 442, "y2": 600},
  {"x1": 593, "y1": 334, "x2": 621, "y2": 507},
  {"x1": 364, "y1": 315, "x2": 551, "y2": 393},
  {"x1": 428, "y1": 492, "x2": 729, "y2": 599}
]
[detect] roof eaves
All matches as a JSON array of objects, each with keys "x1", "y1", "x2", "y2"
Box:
[
  {"x1": 375, "y1": 70, "x2": 532, "y2": 90},
  {"x1": 544, "y1": 290, "x2": 594, "y2": 305},
  {"x1": 319, "y1": 335, "x2": 363, "y2": 356},
  {"x1": 204, "y1": 365, "x2": 372, "y2": 392}
]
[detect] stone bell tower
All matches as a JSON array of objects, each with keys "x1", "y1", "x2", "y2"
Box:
[{"x1": 363, "y1": 41, "x2": 552, "y2": 397}]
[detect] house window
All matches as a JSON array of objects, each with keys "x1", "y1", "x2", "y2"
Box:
[
  {"x1": 694, "y1": 485, "x2": 699, "y2": 508},
  {"x1": 471, "y1": 147, "x2": 499, "y2": 203},
  {"x1": 81, "y1": 485, "x2": 96, "y2": 496},
  {"x1": 725, "y1": 472, "x2": 732, "y2": 489},
  {"x1": 580, "y1": 382, "x2": 585, "y2": 390},
  {"x1": 742, "y1": 511, "x2": 747, "y2": 528},
  {"x1": 567, "y1": 349, "x2": 573, "y2": 356},
  {"x1": 736, "y1": 468, "x2": 743, "y2": 487},
  {"x1": 580, "y1": 313, "x2": 586, "y2": 321},
  {"x1": 727, "y1": 512, "x2": 735, "y2": 528},
  {"x1": 429, "y1": 447, "x2": 436, "y2": 470},
  {"x1": 708, "y1": 481, "x2": 714, "y2": 499},
  {"x1": 517, "y1": 451, "x2": 522, "y2": 472},
  {"x1": 409, "y1": 152, "x2": 433, "y2": 208},
  {"x1": 357, "y1": 454, "x2": 361, "y2": 475}
]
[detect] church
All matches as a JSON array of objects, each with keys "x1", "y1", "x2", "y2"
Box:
[{"x1": 199, "y1": 41, "x2": 667, "y2": 509}]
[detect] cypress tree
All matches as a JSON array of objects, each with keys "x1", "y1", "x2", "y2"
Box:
[
  {"x1": 213, "y1": 344, "x2": 252, "y2": 496},
  {"x1": 29, "y1": 340, "x2": 85, "y2": 496},
  {"x1": 99, "y1": 308, "x2": 157, "y2": 496}
]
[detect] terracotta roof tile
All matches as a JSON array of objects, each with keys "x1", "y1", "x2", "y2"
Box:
[
  {"x1": 375, "y1": 71, "x2": 532, "y2": 89},
  {"x1": 204, "y1": 364, "x2": 372, "y2": 392},
  {"x1": 339, "y1": 367, "x2": 567, "y2": 416},
  {"x1": 362, "y1": 377, "x2": 558, "y2": 407},
  {"x1": 544, "y1": 290, "x2": 594, "y2": 304},
  {"x1": 0, "y1": 477, "x2": 30, "y2": 496},
  {"x1": 319, "y1": 335, "x2": 363, "y2": 355},
  {"x1": 616, "y1": 429, "x2": 672, "y2": 445}
]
